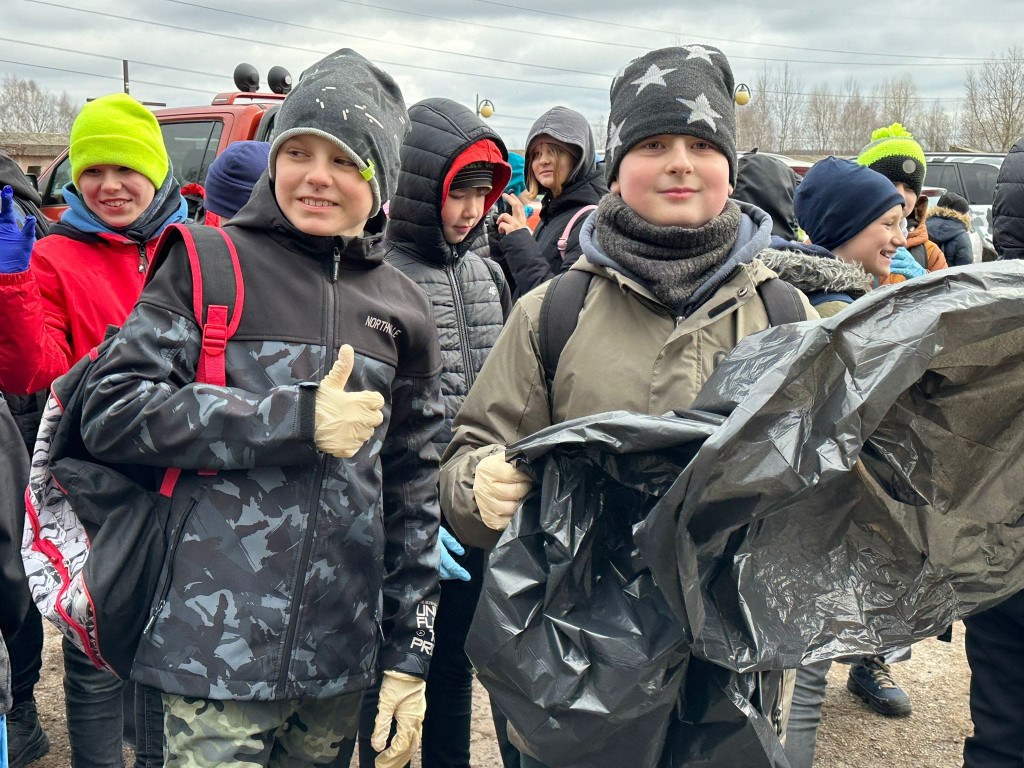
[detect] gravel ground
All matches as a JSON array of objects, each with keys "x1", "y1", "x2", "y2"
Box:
[{"x1": 30, "y1": 622, "x2": 971, "y2": 767}]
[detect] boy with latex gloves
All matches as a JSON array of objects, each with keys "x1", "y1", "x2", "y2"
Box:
[{"x1": 81, "y1": 49, "x2": 443, "y2": 768}]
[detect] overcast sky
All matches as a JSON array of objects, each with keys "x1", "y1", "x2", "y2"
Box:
[{"x1": 3, "y1": 0, "x2": 1020, "y2": 149}]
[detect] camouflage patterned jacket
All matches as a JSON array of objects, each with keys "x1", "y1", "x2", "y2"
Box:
[{"x1": 80, "y1": 178, "x2": 444, "y2": 701}]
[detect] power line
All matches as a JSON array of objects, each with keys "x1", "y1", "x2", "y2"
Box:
[
  {"x1": 0, "y1": 37, "x2": 234, "y2": 86},
  {"x1": 328, "y1": 0, "x2": 993, "y2": 67},
  {"x1": 22, "y1": 0, "x2": 609, "y2": 92},
  {"x1": 469, "y1": 0, "x2": 996, "y2": 63},
  {"x1": 163, "y1": 0, "x2": 611, "y2": 80},
  {"x1": 0, "y1": 57, "x2": 218, "y2": 95}
]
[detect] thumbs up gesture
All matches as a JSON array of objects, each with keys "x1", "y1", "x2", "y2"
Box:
[{"x1": 314, "y1": 345, "x2": 385, "y2": 458}]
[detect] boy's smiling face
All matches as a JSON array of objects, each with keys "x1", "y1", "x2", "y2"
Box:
[
  {"x1": 610, "y1": 134, "x2": 731, "y2": 228},
  {"x1": 274, "y1": 134, "x2": 374, "y2": 237},
  {"x1": 77, "y1": 165, "x2": 156, "y2": 228}
]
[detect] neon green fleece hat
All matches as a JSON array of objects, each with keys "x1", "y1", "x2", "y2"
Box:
[
  {"x1": 856, "y1": 122, "x2": 927, "y2": 196},
  {"x1": 70, "y1": 93, "x2": 169, "y2": 189}
]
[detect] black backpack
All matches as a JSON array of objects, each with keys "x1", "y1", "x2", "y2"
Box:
[
  {"x1": 21, "y1": 224, "x2": 244, "y2": 679},
  {"x1": 538, "y1": 270, "x2": 807, "y2": 392}
]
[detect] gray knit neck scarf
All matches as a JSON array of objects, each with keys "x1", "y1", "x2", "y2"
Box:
[{"x1": 596, "y1": 195, "x2": 741, "y2": 312}]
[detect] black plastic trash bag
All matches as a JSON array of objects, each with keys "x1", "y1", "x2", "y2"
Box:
[
  {"x1": 637, "y1": 262, "x2": 1024, "y2": 674},
  {"x1": 467, "y1": 263, "x2": 1024, "y2": 768},
  {"x1": 466, "y1": 412, "x2": 790, "y2": 768}
]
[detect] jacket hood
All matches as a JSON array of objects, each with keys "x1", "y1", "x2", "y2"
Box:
[
  {"x1": 0, "y1": 150, "x2": 41, "y2": 205},
  {"x1": 927, "y1": 206, "x2": 972, "y2": 231},
  {"x1": 731, "y1": 153, "x2": 800, "y2": 241},
  {"x1": 759, "y1": 239, "x2": 870, "y2": 297},
  {"x1": 228, "y1": 169, "x2": 385, "y2": 268},
  {"x1": 578, "y1": 198, "x2": 774, "y2": 314},
  {"x1": 993, "y1": 137, "x2": 1024, "y2": 260},
  {"x1": 385, "y1": 97, "x2": 510, "y2": 266},
  {"x1": 926, "y1": 213, "x2": 969, "y2": 247},
  {"x1": 526, "y1": 107, "x2": 597, "y2": 190}
]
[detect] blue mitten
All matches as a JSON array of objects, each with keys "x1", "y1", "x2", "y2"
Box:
[
  {"x1": 889, "y1": 247, "x2": 925, "y2": 279},
  {"x1": 0, "y1": 186, "x2": 36, "y2": 273},
  {"x1": 439, "y1": 526, "x2": 471, "y2": 582}
]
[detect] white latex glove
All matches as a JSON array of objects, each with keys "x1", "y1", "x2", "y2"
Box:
[
  {"x1": 473, "y1": 451, "x2": 532, "y2": 531},
  {"x1": 372, "y1": 670, "x2": 427, "y2": 768},
  {"x1": 314, "y1": 344, "x2": 385, "y2": 458}
]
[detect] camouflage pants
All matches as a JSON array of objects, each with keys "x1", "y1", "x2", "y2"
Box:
[{"x1": 163, "y1": 691, "x2": 362, "y2": 768}]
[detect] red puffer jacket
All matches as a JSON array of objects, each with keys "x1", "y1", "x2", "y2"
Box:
[{"x1": 0, "y1": 226, "x2": 155, "y2": 395}]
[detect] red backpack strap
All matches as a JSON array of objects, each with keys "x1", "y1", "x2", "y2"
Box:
[
  {"x1": 154, "y1": 225, "x2": 245, "y2": 491},
  {"x1": 557, "y1": 205, "x2": 598, "y2": 262}
]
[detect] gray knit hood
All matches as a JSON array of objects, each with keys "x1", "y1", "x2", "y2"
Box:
[{"x1": 525, "y1": 106, "x2": 597, "y2": 190}]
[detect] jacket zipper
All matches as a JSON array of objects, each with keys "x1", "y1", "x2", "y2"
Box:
[
  {"x1": 137, "y1": 243, "x2": 148, "y2": 274},
  {"x1": 144, "y1": 488, "x2": 206, "y2": 635},
  {"x1": 446, "y1": 259, "x2": 476, "y2": 389},
  {"x1": 277, "y1": 253, "x2": 337, "y2": 693}
]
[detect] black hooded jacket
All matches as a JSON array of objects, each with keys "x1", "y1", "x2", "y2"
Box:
[
  {"x1": 385, "y1": 98, "x2": 512, "y2": 458},
  {"x1": 995, "y1": 138, "x2": 1024, "y2": 260},
  {"x1": 80, "y1": 175, "x2": 444, "y2": 699},
  {"x1": 497, "y1": 107, "x2": 608, "y2": 298},
  {"x1": 731, "y1": 152, "x2": 800, "y2": 241}
]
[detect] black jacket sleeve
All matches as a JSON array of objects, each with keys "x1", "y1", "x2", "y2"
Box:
[
  {"x1": 81, "y1": 244, "x2": 320, "y2": 471},
  {"x1": 377, "y1": 328, "x2": 444, "y2": 678},
  {"x1": 0, "y1": 396, "x2": 30, "y2": 640}
]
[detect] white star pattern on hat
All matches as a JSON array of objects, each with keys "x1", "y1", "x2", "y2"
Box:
[
  {"x1": 631, "y1": 63, "x2": 676, "y2": 95},
  {"x1": 677, "y1": 94, "x2": 721, "y2": 130},
  {"x1": 612, "y1": 60, "x2": 635, "y2": 88},
  {"x1": 605, "y1": 120, "x2": 624, "y2": 156},
  {"x1": 683, "y1": 45, "x2": 719, "y2": 64}
]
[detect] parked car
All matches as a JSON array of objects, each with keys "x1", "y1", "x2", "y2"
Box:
[
  {"x1": 923, "y1": 152, "x2": 1004, "y2": 259},
  {"x1": 738, "y1": 151, "x2": 813, "y2": 177},
  {"x1": 36, "y1": 91, "x2": 285, "y2": 222}
]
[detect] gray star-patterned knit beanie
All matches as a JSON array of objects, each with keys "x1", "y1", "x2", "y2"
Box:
[
  {"x1": 605, "y1": 45, "x2": 737, "y2": 186},
  {"x1": 269, "y1": 48, "x2": 409, "y2": 217}
]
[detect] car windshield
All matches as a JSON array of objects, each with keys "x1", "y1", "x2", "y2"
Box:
[{"x1": 959, "y1": 163, "x2": 999, "y2": 206}]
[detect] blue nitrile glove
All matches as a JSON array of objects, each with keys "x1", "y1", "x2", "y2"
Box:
[
  {"x1": 439, "y1": 526, "x2": 471, "y2": 582},
  {"x1": 0, "y1": 185, "x2": 36, "y2": 273},
  {"x1": 889, "y1": 247, "x2": 926, "y2": 279}
]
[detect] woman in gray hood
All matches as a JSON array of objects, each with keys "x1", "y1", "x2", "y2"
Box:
[{"x1": 495, "y1": 106, "x2": 608, "y2": 297}]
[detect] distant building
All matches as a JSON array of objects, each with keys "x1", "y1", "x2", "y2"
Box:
[{"x1": 0, "y1": 132, "x2": 68, "y2": 177}]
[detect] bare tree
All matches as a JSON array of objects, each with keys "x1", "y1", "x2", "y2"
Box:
[
  {"x1": 805, "y1": 82, "x2": 840, "y2": 153},
  {"x1": 835, "y1": 77, "x2": 877, "y2": 155},
  {"x1": 736, "y1": 68, "x2": 775, "y2": 151},
  {"x1": 874, "y1": 74, "x2": 919, "y2": 128},
  {"x1": 590, "y1": 114, "x2": 608, "y2": 152},
  {"x1": 0, "y1": 75, "x2": 79, "y2": 133},
  {"x1": 962, "y1": 46, "x2": 1024, "y2": 151},
  {"x1": 919, "y1": 99, "x2": 953, "y2": 151},
  {"x1": 770, "y1": 64, "x2": 804, "y2": 153}
]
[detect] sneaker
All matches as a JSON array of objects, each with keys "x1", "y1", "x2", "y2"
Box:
[
  {"x1": 6, "y1": 699, "x2": 51, "y2": 768},
  {"x1": 846, "y1": 656, "x2": 913, "y2": 717}
]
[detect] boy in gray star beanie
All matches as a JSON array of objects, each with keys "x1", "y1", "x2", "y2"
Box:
[
  {"x1": 269, "y1": 48, "x2": 409, "y2": 217},
  {"x1": 605, "y1": 44, "x2": 737, "y2": 186}
]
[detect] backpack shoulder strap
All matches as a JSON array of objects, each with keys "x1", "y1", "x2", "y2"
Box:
[
  {"x1": 557, "y1": 205, "x2": 598, "y2": 261},
  {"x1": 539, "y1": 269, "x2": 595, "y2": 393},
  {"x1": 150, "y1": 224, "x2": 245, "y2": 491},
  {"x1": 757, "y1": 277, "x2": 807, "y2": 325},
  {"x1": 151, "y1": 224, "x2": 245, "y2": 387}
]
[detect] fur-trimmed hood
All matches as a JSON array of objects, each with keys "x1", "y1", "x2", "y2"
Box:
[
  {"x1": 759, "y1": 242, "x2": 871, "y2": 297},
  {"x1": 927, "y1": 205, "x2": 973, "y2": 231}
]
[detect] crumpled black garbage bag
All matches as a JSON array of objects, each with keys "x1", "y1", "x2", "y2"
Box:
[
  {"x1": 467, "y1": 263, "x2": 1024, "y2": 768},
  {"x1": 637, "y1": 262, "x2": 1024, "y2": 674},
  {"x1": 466, "y1": 413, "x2": 794, "y2": 768}
]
